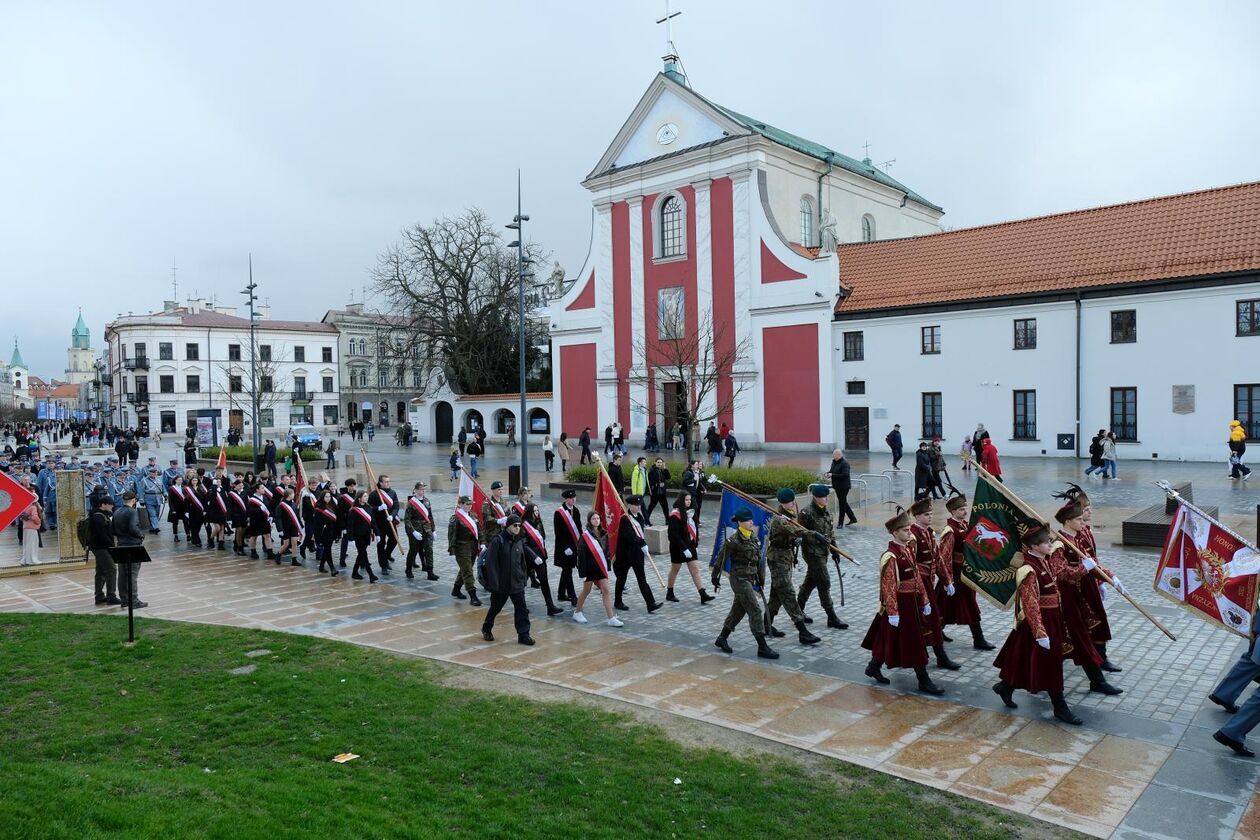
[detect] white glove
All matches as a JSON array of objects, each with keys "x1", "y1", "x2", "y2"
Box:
[
  {"x1": 533, "y1": 556, "x2": 543, "y2": 566},
  {"x1": 683, "y1": 549, "x2": 692, "y2": 559},
  {"x1": 1081, "y1": 556, "x2": 1098, "y2": 572},
  {"x1": 1100, "y1": 586, "x2": 1108, "y2": 603},
  {"x1": 945, "y1": 584, "x2": 956, "y2": 596},
  {"x1": 922, "y1": 604, "x2": 932, "y2": 616},
  {"x1": 642, "y1": 545, "x2": 650, "y2": 557},
  {"x1": 1111, "y1": 575, "x2": 1126, "y2": 596},
  {"x1": 888, "y1": 614, "x2": 900, "y2": 627},
  {"x1": 1036, "y1": 636, "x2": 1051, "y2": 650},
  {"x1": 412, "y1": 530, "x2": 422, "y2": 540},
  {"x1": 377, "y1": 504, "x2": 387, "y2": 512},
  {"x1": 564, "y1": 547, "x2": 573, "y2": 557},
  {"x1": 496, "y1": 517, "x2": 507, "y2": 526},
  {"x1": 707, "y1": 473, "x2": 719, "y2": 484}
]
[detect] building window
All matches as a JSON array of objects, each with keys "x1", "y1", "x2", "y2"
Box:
[
  {"x1": 843, "y1": 331, "x2": 864, "y2": 361},
  {"x1": 259, "y1": 408, "x2": 274, "y2": 428},
  {"x1": 921, "y1": 325, "x2": 941, "y2": 355},
  {"x1": 1237, "y1": 299, "x2": 1260, "y2": 336},
  {"x1": 229, "y1": 375, "x2": 243, "y2": 393},
  {"x1": 158, "y1": 342, "x2": 173, "y2": 361},
  {"x1": 378, "y1": 370, "x2": 388, "y2": 388},
  {"x1": 921, "y1": 392, "x2": 942, "y2": 439},
  {"x1": 846, "y1": 380, "x2": 866, "y2": 395},
  {"x1": 1013, "y1": 390, "x2": 1037, "y2": 439},
  {"x1": 1110, "y1": 387, "x2": 1137, "y2": 441},
  {"x1": 1235, "y1": 384, "x2": 1260, "y2": 439},
  {"x1": 185, "y1": 342, "x2": 199, "y2": 361},
  {"x1": 659, "y1": 195, "x2": 685, "y2": 258},
  {"x1": 1013, "y1": 318, "x2": 1037, "y2": 350},
  {"x1": 411, "y1": 371, "x2": 421, "y2": 388},
  {"x1": 159, "y1": 375, "x2": 174, "y2": 393},
  {"x1": 259, "y1": 344, "x2": 272, "y2": 362},
  {"x1": 322, "y1": 375, "x2": 334, "y2": 393},
  {"x1": 293, "y1": 346, "x2": 305, "y2": 363},
  {"x1": 861, "y1": 214, "x2": 876, "y2": 243},
  {"x1": 1110, "y1": 310, "x2": 1137, "y2": 343},
  {"x1": 260, "y1": 375, "x2": 273, "y2": 393},
  {"x1": 135, "y1": 377, "x2": 148, "y2": 398},
  {"x1": 186, "y1": 375, "x2": 200, "y2": 394},
  {"x1": 357, "y1": 339, "x2": 367, "y2": 355},
  {"x1": 323, "y1": 404, "x2": 339, "y2": 425},
  {"x1": 228, "y1": 344, "x2": 241, "y2": 361},
  {"x1": 322, "y1": 346, "x2": 333, "y2": 363},
  {"x1": 799, "y1": 196, "x2": 815, "y2": 247},
  {"x1": 293, "y1": 376, "x2": 307, "y2": 397}
]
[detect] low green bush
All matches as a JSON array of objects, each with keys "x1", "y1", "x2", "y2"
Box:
[
  {"x1": 199, "y1": 445, "x2": 293, "y2": 462},
  {"x1": 564, "y1": 463, "x2": 822, "y2": 495}
]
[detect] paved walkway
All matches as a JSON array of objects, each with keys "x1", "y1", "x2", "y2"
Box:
[{"x1": 4, "y1": 482, "x2": 1260, "y2": 838}]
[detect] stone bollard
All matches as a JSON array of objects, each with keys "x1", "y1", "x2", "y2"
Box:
[
  {"x1": 430, "y1": 474, "x2": 449, "y2": 490},
  {"x1": 645, "y1": 525, "x2": 668, "y2": 555},
  {"x1": 343, "y1": 453, "x2": 355, "y2": 468}
]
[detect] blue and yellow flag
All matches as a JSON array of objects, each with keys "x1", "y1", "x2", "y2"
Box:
[{"x1": 709, "y1": 489, "x2": 772, "y2": 572}]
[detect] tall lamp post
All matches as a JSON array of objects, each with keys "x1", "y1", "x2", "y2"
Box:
[
  {"x1": 506, "y1": 172, "x2": 533, "y2": 489},
  {"x1": 242, "y1": 256, "x2": 262, "y2": 472}
]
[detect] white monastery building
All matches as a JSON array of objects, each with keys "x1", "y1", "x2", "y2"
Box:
[{"x1": 548, "y1": 63, "x2": 1260, "y2": 462}]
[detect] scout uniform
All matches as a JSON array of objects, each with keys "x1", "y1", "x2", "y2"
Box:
[
  {"x1": 403, "y1": 483, "x2": 437, "y2": 580},
  {"x1": 711, "y1": 507, "x2": 778, "y2": 659},
  {"x1": 447, "y1": 495, "x2": 483, "y2": 605},
  {"x1": 764, "y1": 489, "x2": 820, "y2": 645},
  {"x1": 796, "y1": 484, "x2": 848, "y2": 629}
]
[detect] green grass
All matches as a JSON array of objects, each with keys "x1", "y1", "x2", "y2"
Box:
[
  {"x1": 0, "y1": 614, "x2": 1062, "y2": 839},
  {"x1": 566, "y1": 463, "x2": 823, "y2": 495}
]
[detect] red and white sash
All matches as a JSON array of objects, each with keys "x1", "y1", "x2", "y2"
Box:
[
  {"x1": 454, "y1": 508, "x2": 479, "y2": 539},
  {"x1": 522, "y1": 521, "x2": 546, "y2": 554},
  {"x1": 377, "y1": 491, "x2": 394, "y2": 509},
  {"x1": 351, "y1": 506, "x2": 374, "y2": 526},
  {"x1": 557, "y1": 505, "x2": 580, "y2": 544},
  {"x1": 624, "y1": 514, "x2": 644, "y2": 540},
  {"x1": 213, "y1": 492, "x2": 227, "y2": 513},
  {"x1": 408, "y1": 496, "x2": 432, "y2": 524},
  {"x1": 671, "y1": 508, "x2": 697, "y2": 543},
  {"x1": 229, "y1": 491, "x2": 246, "y2": 512},
  {"x1": 188, "y1": 491, "x2": 205, "y2": 512},
  {"x1": 488, "y1": 499, "x2": 505, "y2": 518},
  {"x1": 581, "y1": 531, "x2": 608, "y2": 575},
  {"x1": 258, "y1": 485, "x2": 273, "y2": 500},
  {"x1": 248, "y1": 496, "x2": 270, "y2": 518},
  {"x1": 318, "y1": 507, "x2": 338, "y2": 524},
  {"x1": 278, "y1": 501, "x2": 302, "y2": 536},
  {"x1": 512, "y1": 501, "x2": 526, "y2": 517}
]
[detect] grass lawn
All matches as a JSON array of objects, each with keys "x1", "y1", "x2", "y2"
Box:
[{"x1": 0, "y1": 614, "x2": 1073, "y2": 839}]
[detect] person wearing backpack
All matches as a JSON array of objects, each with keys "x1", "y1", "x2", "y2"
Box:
[
  {"x1": 886, "y1": 424, "x2": 904, "y2": 470},
  {"x1": 89, "y1": 497, "x2": 119, "y2": 605},
  {"x1": 1084, "y1": 430, "x2": 1106, "y2": 476},
  {"x1": 479, "y1": 515, "x2": 538, "y2": 646}
]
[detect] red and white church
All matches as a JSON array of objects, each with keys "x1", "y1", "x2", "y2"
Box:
[{"x1": 549, "y1": 62, "x2": 943, "y2": 449}]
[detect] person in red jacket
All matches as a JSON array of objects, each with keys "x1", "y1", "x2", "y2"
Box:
[{"x1": 981, "y1": 437, "x2": 1002, "y2": 482}]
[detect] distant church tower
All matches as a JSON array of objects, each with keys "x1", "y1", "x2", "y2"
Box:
[{"x1": 65, "y1": 310, "x2": 94, "y2": 385}]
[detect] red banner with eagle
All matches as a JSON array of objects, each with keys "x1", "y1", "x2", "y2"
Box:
[{"x1": 1154, "y1": 499, "x2": 1260, "y2": 637}]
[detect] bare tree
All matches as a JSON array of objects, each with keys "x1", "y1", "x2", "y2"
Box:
[
  {"x1": 371, "y1": 208, "x2": 551, "y2": 395},
  {"x1": 629, "y1": 301, "x2": 755, "y2": 454},
  {"x1": 216, "y1": 336, "x2": 289, "y2": 433}
]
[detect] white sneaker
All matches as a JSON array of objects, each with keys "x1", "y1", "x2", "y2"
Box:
[
  {"x1": 606, "y1": 616, "x2": 624, "y2": 627},
  {"x1": 573, "y1": 611, "x2": 587, "y2": 624}
]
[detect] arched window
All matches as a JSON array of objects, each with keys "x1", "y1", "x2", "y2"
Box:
[
  {"x1": 659, "y1": 195, "x2": 685, "y2": 258},
  {"x1": 861, "y1": 214, "x2": 876, "y2": 243},
  {"x1": 800, "y1": 196, "x2": 815, "y2": 246}
]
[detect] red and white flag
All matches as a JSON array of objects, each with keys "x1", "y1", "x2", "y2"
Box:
[
  {"x1": 1155, "y1": 500, "x2": 1260, "y2": 637},
  {"x1": 592, "y1": 462, "x2": 625, "y2": 562},
  {"x1": 293, "y1": 447, "x2": 308, "y2": 498},
  {"x1": 458, "y1": 468, "x2": 487, "y2": 515}
]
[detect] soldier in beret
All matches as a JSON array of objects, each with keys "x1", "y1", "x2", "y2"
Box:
[
  {"x1": 764, "y1": 488, "x2": 820, "y2": 646},
  {"x1": 712, "y1": 508, "x2": 778, "y2": 659}
]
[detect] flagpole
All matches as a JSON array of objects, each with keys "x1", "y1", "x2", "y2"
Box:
[
  {"x1": 360, "y1": 447, "x2": 401, "y2": 548},
  {"x1": 1157, "y1": 481, "x2": 1260, "y2": 553},
  {"x1": 709, "y1": 477, "x2": 860, "y2": 566},
  {"x1": 973, "y1": 464, "x2": 1176, "y2": 641},
  {"x1": 593, "y1": 454, "x2": 667, "y2": 588}
]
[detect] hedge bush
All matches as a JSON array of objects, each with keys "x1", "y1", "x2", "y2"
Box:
[
  {"x1": 564, "y1": 463, "x2": 822, "y2": 496},
  {"x1": 199, "y1": 446, "x2": 293, "y2": 462}
]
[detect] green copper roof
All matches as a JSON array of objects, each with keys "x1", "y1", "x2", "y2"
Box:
[
  {"x1": 10, "y1": 339, "x2": 25, "y2": 369},
  {"x1": 71, "y1": 311, "x2": 90, "y2": 348},
  {"x1": 692, "y1": 90, "x2": 943, "y2": 213}
]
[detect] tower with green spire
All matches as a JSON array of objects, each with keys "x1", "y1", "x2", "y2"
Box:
[
  {"x1": 72, "y1": 310, "x2": 91, "y2": 349},
  {"x1": 65, "y1": 310, "x2": 96, "y2": 385}
]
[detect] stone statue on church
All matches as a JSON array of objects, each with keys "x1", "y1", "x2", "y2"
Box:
[
  {"x1": 548, "y1": 261, "x2": 566, "y2": 295},
  {"x1": 819, "y1": 209, "x2": 840, "y2": 254}
]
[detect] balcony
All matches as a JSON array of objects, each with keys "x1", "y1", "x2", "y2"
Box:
[
  {"x1": 291, "y1": 390, "x2": 312, "y2": 403},
  {"x1": 125, "y1": 392, "x2": 150, "y2": 405},
  {"x1": 124, "y1": 356, "x2": 150, "y2": 370}
]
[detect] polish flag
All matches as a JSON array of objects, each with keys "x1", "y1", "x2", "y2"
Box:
[
  {"x1": 458, "y1": 468, "x2": 487, "y2": 514},
  {"x1": 592, "y1": 461, "x2": 626, "y2": 562}
]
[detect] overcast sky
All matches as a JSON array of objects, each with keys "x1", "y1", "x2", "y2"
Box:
[{"x1": 3, "y1": 0, "x2": 1257, "y2": 377}]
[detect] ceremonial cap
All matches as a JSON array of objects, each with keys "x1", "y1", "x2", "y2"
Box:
[
  {"x1": 1054, "y1": 500, "x2": 1084, "y2": 523},
  {"x1": 810, "y1": 484, "x2": 830, "y2": 498},
  {"x1": 730, "y1": 507, "x2": 754, "y2": 523},
  {"x1": 561, "y1": 489, "x2": 577, "y2": 499},
  {"x1": 625, "y1": 494, "x2": 643, "y2": 506},
  {"x1": 458, "y1": 495, "x2": 472, "y2": 504},
  {"x1": 884, "y1": 507, "x2": 911, "y2": 532},
  {"x1": 490, "y1": 480, "x2": 503, "y2": 490},
  {"x1": 945, "y1": 492, "x2": 967, "y2": 512},
  {"x1": 1017, "y1": 518, "x2": 1052, "y2": 548},
  {"x1": 776, "y1": 488, "x2": 795, "y2": 504},
  {"x1": 908, "y1": 497, "x2": 932, "y2": 516}
]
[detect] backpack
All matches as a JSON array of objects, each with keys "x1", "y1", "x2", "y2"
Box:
[
  {"x1": 76, "y1": 516, "x2": 91, "y2": 549},
  {"x1": 885, "y1": 433, "x2": 895, "y2": 447},
  {"x1": 475, "y1": 545, "x2": 489, "y2": 589}
]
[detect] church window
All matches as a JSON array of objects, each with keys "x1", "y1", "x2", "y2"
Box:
[
  {"x1": 659, "y1": 195, "x2": 685, "y2": 258},
  {"x1": 861, "y1": 214, "x2": 876, "y2": 243},
  {"x1": 800, "y1": 196, "x2": 815, "y2": 246}
]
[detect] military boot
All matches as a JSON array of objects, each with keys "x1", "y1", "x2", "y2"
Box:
[
  {"x1": 665, "y1": 587, "x2": 679, "y2": 602},
  {"x1": 468, "y1": 588, "x2": 482, "y2": 607},
  {"x1": 452, "y1": 582, "x2": 467, "y2": 600},
  {"x1": 1097, "y1": 644, "x2": 1121, "y2": 673},
  {"x1": 1084, "y1": 664, "x2": 1123, "y2": 695},
  {"x1": 795, "y1": 620, "x2": 821, "y2": 645},
  {"x1": 864, "y1": 658, "x2": 890, "y2": 684},
  {"x1": 914, "y1": 666, "x2": 944, "y2": 695},
  {"x1": 825, "y1": 608, "x2": 848, "y2": 630},
  {"x1": 933, "y1": 645, "x2": 961, "y2": 671},
  {"x1": 699, "y1": 589, "x2": 715, "y2": 604},
  {"x1": 970, "y1": 622, "x2": 995, "y2": 651},
  {"x1": 754, "y1": 634, "x2": 779, "y2": 659},
  {"x1": 992, "y1": 680, "x2": 1017, "y2": 709},
  {"x1": 714, "y1": 633, "x2": 733, "y2": 654},
  {"x1": 1050, "y1": 692, "x2": 1083, "y2": 725}
]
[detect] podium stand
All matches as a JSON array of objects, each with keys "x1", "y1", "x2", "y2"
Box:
[{"x1": 110, "y1": 545, "x2": 152, "y2": 643}]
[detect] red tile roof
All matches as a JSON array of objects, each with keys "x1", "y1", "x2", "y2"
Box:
[
  {"x1": 176, "y1": 310, "x2": 337, "y2": 332},
  {"x1": 835, "y1": 181, "x2": 1260, "y2": 315}
]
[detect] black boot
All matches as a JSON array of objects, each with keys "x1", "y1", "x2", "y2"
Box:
[
  {"x1": 765, "y1": 617, "x2": 786, "y2": 638},
  {"x1": 1050, "y1": 692, "x2": 1083, "y2": 725},
  {"x1": 217, "y1": 541, "x2": 226, "y2": 551},
  {"x1": 992, "y1": 680, "x2": 1017, "y2": 709},
  {"x1": 1097, "y1": 644, "x2": 1121, "y2": 673},
  {"x1": 1085, "y1": 664, "x2": 1123, "y2": 696},
  {"x1": 754, "y1": 634, "x2": 779, "y2": 659},
  {"x1": 933, "y1": 645, "x2": 961, "y2": 671},
  {"x1": 290, "y1": 557, "x2": 301, "y2": 566},
  {"x1": 250, "y1": 549, "x2": 259, "y2": 559},
  {"x1": 825, "y1": 609, "x2": 848, "y2": 630},
  {"x1": 265, "y1": 549, "x2": 276, "y2": 561},
  {"x1": 714, "y1": 634, "x2": 733, "y2": 654},
  {"x1": 468, "y1": 588, "x2": 482, "y2": 607},
  {"x1": 699, "y1": 589, "x2": 715, "y2": 604},
  {"x1": 666, "y1": 587, "x2": 679, "y2": 603},
  {"x1": 801, "y1": 614, "x2": 814, "y2": 624},
  {"x1": 426, "y1": 571, "x2": 439, "y2": 581},
  {"x1": 915, "y1": 666, "x2": 945, "y2": 695},
  {"x1": 971, "y1": 622, "x2": 996, "y2": 651},
  {"x1": 864, "y1": 659, "x2": 890, "y2": 684},
  {"x1": 614, "y1": 600, "x2": 630, "y2": 612},
  {"x1": 452, "y1": 583, "x2": 467, "y2": 600},
  {"x1": 795, "y1": 620, "x2": 820, "y2": 645}
]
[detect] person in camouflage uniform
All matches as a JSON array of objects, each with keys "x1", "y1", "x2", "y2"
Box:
[
  {"x1": 796, "y1": 484, "x2": 849, "y2": 630},
  {"x1": 403, "y1": 480, "x2": 437, "y2": 580},
  {"x1": 447, "y1": 494, "x2": 483, "y2": 606},
  {"x1": 764, "y1": 489, "x2": 821, "y2": 646},
  {"x1": 480, "y1": 480, "x2": 509, "y2": 545},
  {"x1": 711, "y1": 507, "x2": 779, "y2": 659}
]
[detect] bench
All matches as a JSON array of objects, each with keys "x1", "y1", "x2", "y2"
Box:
[{"x1": 1122, "y1": 482, "x2": 1216, "y2": 547}]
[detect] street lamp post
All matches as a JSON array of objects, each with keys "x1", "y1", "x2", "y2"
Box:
[
  {"x1": 242, "y1": 255, "x2": 262, "y2": 473},
  {"x1": 506, "y1": 172, "x2": 533, "y2": 489}
]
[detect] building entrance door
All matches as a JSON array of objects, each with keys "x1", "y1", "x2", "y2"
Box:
[
  {"x1": 662, "y1": 382, "x2": 685, "y2": 447},
  {"x1": 844, "y1": 407, "x2": 869, "y2": 450}
]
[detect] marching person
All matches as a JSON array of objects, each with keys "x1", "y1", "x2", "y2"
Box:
[
  {"x1": 613, "y1": 495, "x2": 661, "y2": 613},
  {"x1": 936, "y1": 492, "x2": 993, "y2": 650},
  {"x1": 1056, "y1": 484, "x2": 1122, "y2": 672},
  {"x1": 665, "y1": 491, "x2": 714, "y2": 604},
  {"x1": 275, "y1": 487, "x2": 304, "y2": 566},
  {"x1": 764, "y1": 488, "x2": 820, "y2": 646},
  {"x1": 447, "y1": 495, "x2": 483, "y2": 606},
  {"x1": 167, "y1": 474, "x2": 188, "y2": 543},
  {"x1": 480, "y1": 480, "x2": 508, "y2": 546},
  {"x1": 479, "y1": 515, "x2": 537, "y2": 645},
  {"x1": 519, "y1": 503, "x2": 565, "y2": 616},
  {"x1": 644, "y1": 457, "x2": 671, "y2": 524},
  {"x1": 796, "y1": 483, "x2": 848, "y2": 629},
  {"x1": 140, "y1": 466, "x2": 164, "y2": 535},
  {"x1": 184, "y1": 475, "x2": 206, "y2": 548},
  {"x1": 228, "y1": 477, "x2": 249, "y2": 556},
  {"x1": 991, "y1": 520, "x2": 1083, "y2": 725},
  {"x1": 1209, "y1": 611, "x2": 1260, "y2": 757},
  {"x1": 206, "y1": 476, "x2": 228, "y2": 550},
  {"x1": 348, "y1": 490, "x2": 378, "y2": 582},
  {"x1": 368, "y1": 475, "x2": 400, "y2": 575},
  {"x1": 246, "y1": 483, "x2": 276, "y2": 560},
  {"x1": 403, "y1": 481, "x2": 437, "y2": 580},
  {"x1": 908, "y1": 497, "x2": 960, "y2": 671},
  {"x1": 711, "y1": 507, "x2": 777, "y2": 659},
  {"x1": 336, "y1": 478, "x2": 358, "y2": 567},
  {"x1": 1052, "y1": 499, "x2": 1123, "y2": 696},
  {"x1": 861, "y1": 507, "x2": 944, "y2": 695},
  {"x1": 573, "y1": 510, "x2": 621, "y2": 626},
  {"x1": 112, "y1": 490, "x2": 146, "y2": 608},
  {"x1": 552, "y1": 489, "x2": 582, "y2": 605},
  {"x1": 314, "y1": 488, "x2": 341, "y2": 576}
]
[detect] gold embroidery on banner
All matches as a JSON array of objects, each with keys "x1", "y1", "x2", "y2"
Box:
[{"x1": 1192, "y1": 548, "x2": 1229, "y2": 598}]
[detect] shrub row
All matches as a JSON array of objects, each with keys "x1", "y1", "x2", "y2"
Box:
[
  {"x1": 564, "y1": 463, "x2": 823, "y2": 496},
  {"x1": 199, "y1": 446, "x2": 294, "y2": 462}
]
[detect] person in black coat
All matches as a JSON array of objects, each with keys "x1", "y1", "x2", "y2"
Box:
[
  {"x1": 89, "y1": 497, "x2": 118, "y2": 605},
  {"x1": 553, "y1": 489, "x2": 582, "y2": 605},
  {"x1": 183, "y1": 438, "x2": 197, "y2": 468},
  {"x1": 913, "y1": 443, "x2": 935, "y2": 500},
  {"x1": 681, "y1": 460, "x2": 709, "y2": 523},
  {"x1": 665, "y1": 491, "x2": 714, "y2": 604},
  {"x1": 246, "y1": 485, "x2": 276, "y2": 560},
  {"x1": 348, "y1": 491, "x2": 378, "y2": 582},
  {"x1": 314, "y1": 489, "x2": 341, "y2": 576},
  {"x1": 368, "y1": 475, "x2": 400, "y2": 575},
  {"x1": 643, "y1": 457, "x2": 671, "y2": 524},
  {"x1": 480, "y1": 515, "x2": 538, "y2": 645},
  {"x1": 828, "y1": 449, "x2": 858, "y2": 528},
  {"x1": 607, "y1": 453, "x2": 625, "y2": 497},
  {"x1": 167, "y1": 475, "x2": 188, "y2": 543},
  {"x1": 613, "y1": 495, "x2": 660, "y2": 613}
]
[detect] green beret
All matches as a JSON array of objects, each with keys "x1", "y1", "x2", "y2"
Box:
[
  {"x1": 776, "y1": 488, "x2": 795, "y2": 504},
  {"x1": 810, "y1": 484, "x2": 830, "y2": 498},
  {"x1": 490, "y1": 480, "x2": 503, "y2": 490},
  {"x1": 731, "y1": 507, "x2": 754, "y2": 523}
]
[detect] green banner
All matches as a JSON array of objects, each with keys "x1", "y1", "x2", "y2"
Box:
[{"x1": 960, "y1": 474, "x2": 1023, "y2": 609}]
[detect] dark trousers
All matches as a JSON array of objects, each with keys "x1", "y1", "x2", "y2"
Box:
[
  {"x1": 835, "y1": 488, "x2": 857, "y2": 524},
  {"x1": 406, "y1": 537, "x2": 433, "y2": 573},
  {"x1": 339, "y1": 531, "x2": 352, "y2": 561},
  {"x1": 531, "y1": 563, "x2": 559, "y2": 609},
  {"x1": 557, "y1": 567, "x2": 576, "y2": 602},
  {"x1": 93, "y1": 548, "x2": 117, "y2": 599},
  {"x1": 352, "y1": 538, "x2": 375, "y2": 579},
  {"x1": 891, "y1": 447, "x2": 903, "y2": 469},
  {"x1": 118, "y1": 558, "x2": 140, "y2": 604},
  {"x1": 580, "y1": 446, "x2": 592, "y2": 464},
  {"x1": 643, "y1": 491, "x2": 668, "y2": 524},
  {"x1": 376, "y1": 527, "x2": 397, "y2": 569},
  {"x1": 615, "y1": 559, "x2": 656, "y2": 607},
  {"x1": 544, "y1": 451, "x2": 554, "y2": 471},
  {"x1": 483, "y1": 591, "x2": 530, "y2": 638}
]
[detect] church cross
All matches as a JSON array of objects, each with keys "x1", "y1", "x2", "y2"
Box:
[{"x1": 656, "y1": 0, "x2": 681, "y2": 53}]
